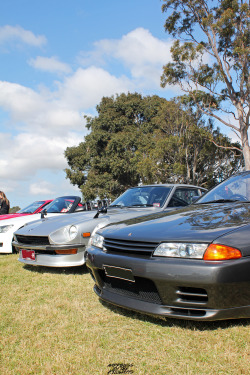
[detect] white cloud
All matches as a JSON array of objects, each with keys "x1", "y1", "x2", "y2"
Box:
[
  {"x1": 0, "y1": 28, "x2": 174, "y2": 137},
  {"x1": 0, "y1": 65, "x2": 134, "y2": 134},
  {"x1": 29, "y1": 178, "x2": 81, "y2": 197},
  {"x1": 0, "y1": 131, "x2": 82, "y2": 181},
  {"x1": 29, "y1": 181, "x2": 55, "y2": 195},
  {"x1": 29, "y1": 56, "x2": 72, "y2": 74},
  {"x1": 57, "y1": 67, "x2": 134, "y2": 110},
  {"x1": 79, "y1": 28, "x2": 173, "y2": 88},
  {"x1": 0, "y1": 25, "x2": 47, "y2": 47},
  {"x1": 0, "y1": 81, "x2": 46, "y2": 122},
  {"x1": 0, "y1": 81, "x2": 85, "y2": 133},
  {"x1": 100, "y1": 28, "x2": 172, "y2": 66}
]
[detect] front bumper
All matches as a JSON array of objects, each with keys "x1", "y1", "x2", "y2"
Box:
[
  {"x1": 86, "y1": 246, "x2": 250, "y2": 321},
  {"x1": 14, "y1": 241, "x2": 86, "y2": 267},
  {"x1": 0, "y1": 231, "x2": 14, "y2": 254}
]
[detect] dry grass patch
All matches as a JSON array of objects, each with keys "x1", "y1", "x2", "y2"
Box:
[{"x1": 0, "y1": 254, "x2": 250, "y2": 375}]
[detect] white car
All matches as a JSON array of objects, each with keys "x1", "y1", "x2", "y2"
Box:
[{"x1": 0, "y1": 196, "x2": 84, "y2": 253}]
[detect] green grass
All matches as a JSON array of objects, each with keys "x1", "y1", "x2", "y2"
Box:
[{"x1": 1, "y1": 254, "x2": 250, "y2": 375}]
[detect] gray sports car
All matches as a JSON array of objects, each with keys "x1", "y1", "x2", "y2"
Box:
[
  {"x1": 13, "y1": 184, "x2": 206, "y2": 267},
  {"x1": 86, "y1": 171, "x2": 250, "y2": 321}
]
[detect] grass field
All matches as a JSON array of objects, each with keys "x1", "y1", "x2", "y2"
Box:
[{"x1": 1, "y1": 254, "x2": 250, "y2": 375}]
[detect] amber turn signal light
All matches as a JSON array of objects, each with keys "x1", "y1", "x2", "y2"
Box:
[
  {"x1": 55, "y1": 249, "x2": 78, "y2": 255},
  {"x1": 82, "y1": 232, "x2": 91, "y2": 237},
  {"x1": 203, "y1": 244, "x2": 242, "y2": 260}
]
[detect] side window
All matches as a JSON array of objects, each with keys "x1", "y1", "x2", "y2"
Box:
[{"x1": 168, "y1": 188, "x2": 199, "y2": 207}]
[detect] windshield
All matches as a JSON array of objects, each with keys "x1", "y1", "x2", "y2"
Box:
[
  {"x1": 198, "y1": 172, "x2": 250, "y2": 204},
  {"x1": 18, "y1": 201, "x2": 47, "y2": 214},
  {"x1": 110, "y1": 186, "x2": 172, "y2": 208},
  {"x1": 45, "y1": 197, "x2": 78, "y2": 213}
]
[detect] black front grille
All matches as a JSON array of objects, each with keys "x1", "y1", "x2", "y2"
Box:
[
  {"x1": 15, "y1": 235, "x2": 50, "y2": 246},
  {"x1": 99, "y1": 270, "x2": 162, "y2": 304},
  {"x1": 103, "y1": 238, "x2": 158, "y2": 256}
]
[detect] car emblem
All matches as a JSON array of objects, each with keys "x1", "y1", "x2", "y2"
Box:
[{"x1": 128, "y1": 233, "x2": 132, "y2": 236}]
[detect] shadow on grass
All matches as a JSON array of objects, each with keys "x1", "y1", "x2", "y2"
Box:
[
  {"x1": 23, "y1": 263, "x2": 89, "y2": 275},
  {"x1": 100, "y1": 300, "x2": 250, "y2": 331}
]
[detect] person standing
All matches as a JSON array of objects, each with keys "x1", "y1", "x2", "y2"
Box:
[{"x1": 0, "y1": 191, "x2": 10, "y2": 214}]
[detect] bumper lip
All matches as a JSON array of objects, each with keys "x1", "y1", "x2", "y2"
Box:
[{"x1": 93, "y1": 284, "x2": 250, "y2": 321}]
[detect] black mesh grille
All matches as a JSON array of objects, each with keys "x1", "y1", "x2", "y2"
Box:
[
  {"x1": 15, "y1": 235, "x2": 50, "y2": 245},
  {"x1": 99, "y1": 270, "x2": 162, "y2": 304},
  {"x1": 103, "y1": 238, "x2": 158, "y2": 256}
]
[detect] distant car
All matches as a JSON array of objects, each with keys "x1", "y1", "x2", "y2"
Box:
[
  {"x1": 86, "y1": 171, "x2": 250, "y2": 321},
  {"x1": 0, "y1": 196, "x2": 83, "y2": 253},
  {"x1": 13, "y1": 184, "x2": 206, "y2": 267},
  {"x1": 0, "y1": 200, "x2": 52, "y2": 221}
]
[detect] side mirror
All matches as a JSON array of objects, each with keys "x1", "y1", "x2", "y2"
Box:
[
  {"x1": 93, "y1": 206, "x2": 108, "y2": 219},
  {"x1": 41, "y1": 208, "x2": 47, "y2": 219}
]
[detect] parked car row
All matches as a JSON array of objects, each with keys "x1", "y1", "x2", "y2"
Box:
[
  {"x1": 2, "y1": 172, "x2": 250, "y2": 321},
  {"x1": 14, "y1": 184, "x2": 205, "y2": 267}
]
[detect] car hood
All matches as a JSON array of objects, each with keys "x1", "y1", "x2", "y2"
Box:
[
  {"x1": 0, "y1": 213, "x2": 45, "y2": 227},
  {"x1": 1, "y1": 212, "x2": 69, "y2": 230},
  {"x1": 14, "y1": 206, "x2": 163, "y2": 236},
  {"x1": 99, "y1": 202, "x2": 250, "y2": 255},
  {"x1": 0, "y1": 213, "x2": 28, "y2": 220}
]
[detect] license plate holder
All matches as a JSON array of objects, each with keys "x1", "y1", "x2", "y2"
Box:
[
  {"x1": 21, "y1": 249, "x2": 36, "y2": 261},
  {"x1": 103, "y1": 265, "x2": 135, "y2": 282}
]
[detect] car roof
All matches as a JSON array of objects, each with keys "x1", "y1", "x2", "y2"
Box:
[
  {"x1": 231, "y1": 170, "x2": 250, "y2": 177},
  {"x1": 129, "y1": 184, "x2": 206, "y2": 189}
]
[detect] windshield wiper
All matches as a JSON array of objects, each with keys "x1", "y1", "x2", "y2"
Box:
[
  {"x1": 108, "y1": 204, "x2": 125, "y2": 208},
  {"x1": 126, "y1": 204, "x2": 154, "y2": 207},
  {"x1": 198, "y1": 199, "x2": 248, "y2": 204}
]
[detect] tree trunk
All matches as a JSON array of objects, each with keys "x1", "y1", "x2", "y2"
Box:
[
  {"x1": 238, "y1": 104, "x2": 250, "y2": 171},
  {"x1": 242, "y1": 141, "x2": 250, "y2": 171}
]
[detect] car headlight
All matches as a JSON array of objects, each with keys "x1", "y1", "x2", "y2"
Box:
[
  {"x1": 0, "y1": 224, "x2": 14, "y2": 233},
  {"x1": 69, "y1": 225, "x2": 78, "y2": 240},
  {"x1": 86, "y1": 222, "x2": 109, "y2": 246},
  {"x1": 89, "y1": 233, "x2": 105, "y2": 249},
  {"x1": 50, "y1": 225, "x2": 79, "y2": 244},
  {"x1": 153, "y1": 243, "x2": 208, "y2": 259}
]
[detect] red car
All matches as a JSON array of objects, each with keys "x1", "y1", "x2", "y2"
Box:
[{"x1": 0, "y1": 200, "x2": 52, "y2": 220}]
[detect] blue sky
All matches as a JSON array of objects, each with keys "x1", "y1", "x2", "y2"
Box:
[{"x1": 0, "y1": 0, "x2": 233, "y2": 209}]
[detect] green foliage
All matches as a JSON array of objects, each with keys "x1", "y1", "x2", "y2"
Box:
[
  {"x1": 65, "y1": 93, "x2": 243, "y2": 199},
  {"x1": 137, "y1": 99, "x2": 242, "y2": 188},
  {"x1": 65, "y1": 93, "x2": 166, "y2": 199},
  {"x1": 161, "y1": 0, "x2": 250, "y2": 168},
  {"x1": 9, "y1": 206, "x2": 20, "y2": 213}
]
